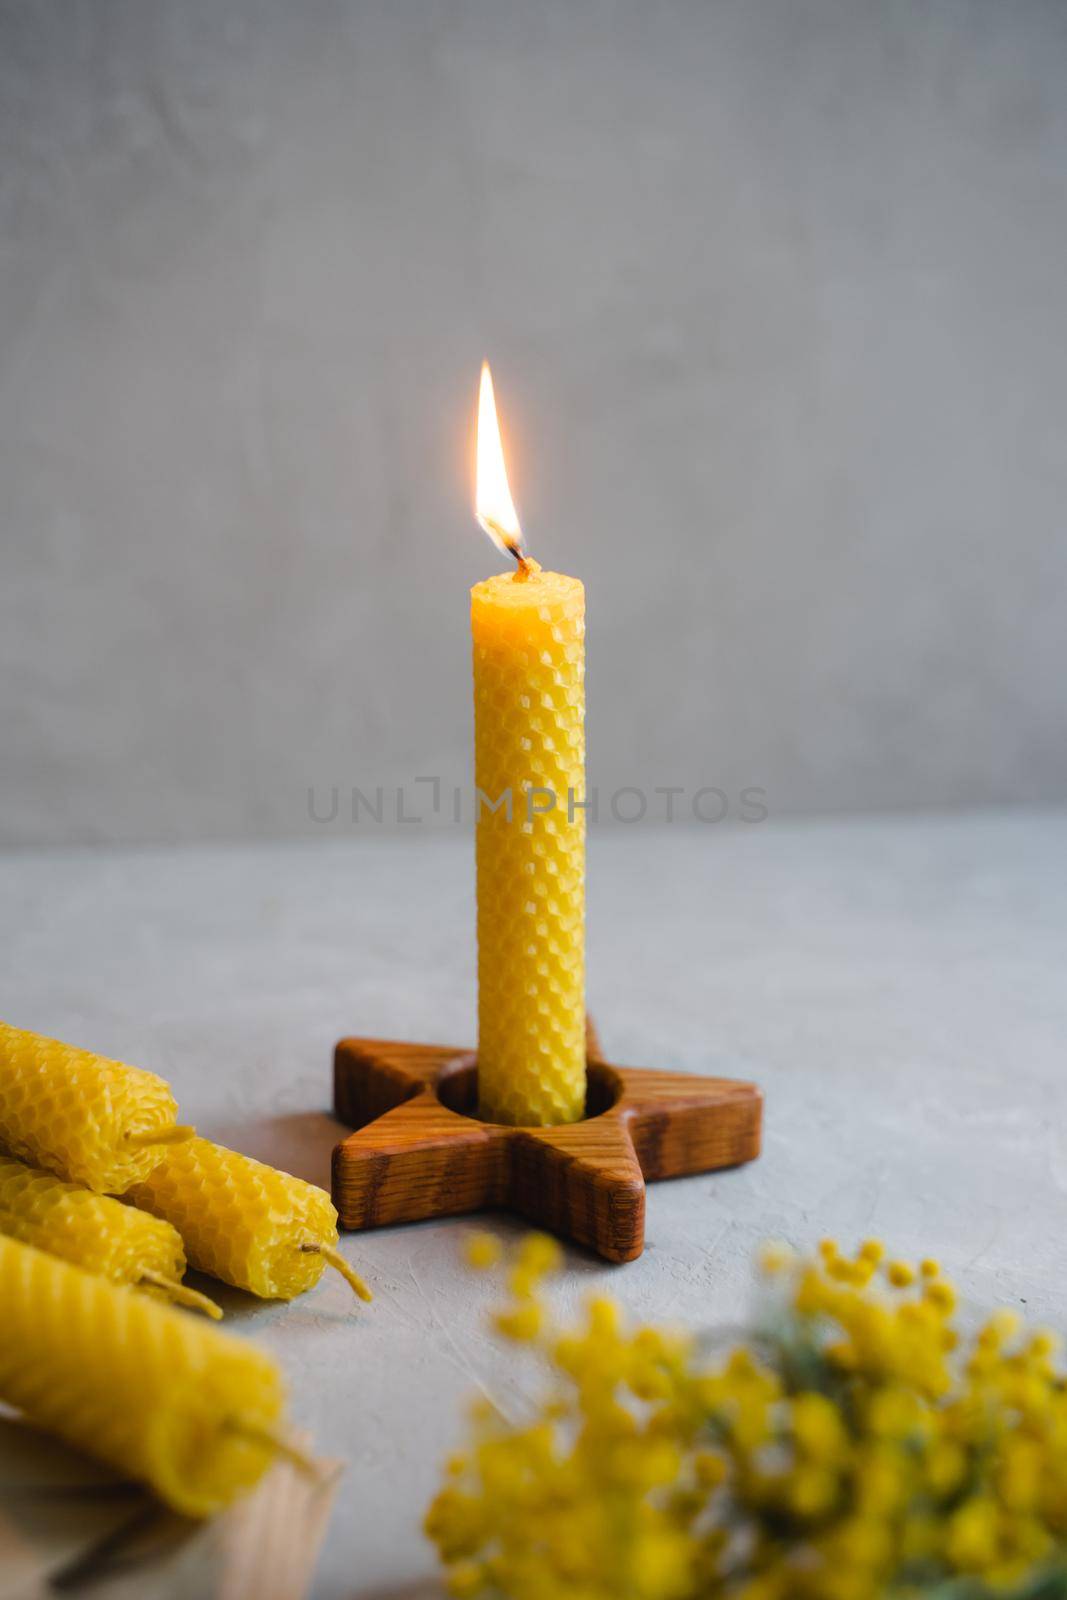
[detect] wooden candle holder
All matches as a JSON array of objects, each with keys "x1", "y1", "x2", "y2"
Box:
[{"x1": 331, "y1": 1023, "x2": 762, "y2": 1263}]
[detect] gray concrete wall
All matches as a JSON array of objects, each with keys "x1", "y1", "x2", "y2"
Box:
[{"x1": 2, "y1": 0, "x2": 1065, "y2": 845}]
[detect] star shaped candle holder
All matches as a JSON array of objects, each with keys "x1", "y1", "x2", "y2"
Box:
[{"x1": 331, "y1": 1023, "x2": 762, "y2": 1262}]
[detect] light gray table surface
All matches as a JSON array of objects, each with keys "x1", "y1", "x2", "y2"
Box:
[{"x1": 2, "y1": 811, "x2": 1066, "y2": 1598}]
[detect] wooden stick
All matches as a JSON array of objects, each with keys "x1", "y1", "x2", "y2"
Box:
[
  {"x1": 138, "y1": 1270, "x2": 223, "y2": 1320},
  {"x1": 299, "y1": 1242, "x2": 373, "y2": 1303},
  {"x1": 125, "y1": 1124, "x2": 196, "y2": 1149},
  {"x1": 50, "y1": 1501, "x2": 167, "y2": 1593}
]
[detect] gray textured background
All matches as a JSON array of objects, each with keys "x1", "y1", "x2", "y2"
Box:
[
  {"x1": 2, "y1": 0, "x2": 1066, "y2": 846},
  {"x1": 5, "y1": 813, "x2": 1067, "y2": 1594}
]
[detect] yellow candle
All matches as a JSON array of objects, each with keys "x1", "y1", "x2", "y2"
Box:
[
  {"x1": 0, "y1": 1020, "x2": 193, "y2": 1194},
  {"x1": 0, "y1": 1152, "x2": 220, "y2": 1317},
  {"x1": 0, "y1": 1233, "x2": 286, "y2": 1517},
  {"x1": 472, "y1": 363, "x2": 586, "y2": 1126},
  {"x1": 129, "y1": 1135, "x2": 371, "y2": 1302}
]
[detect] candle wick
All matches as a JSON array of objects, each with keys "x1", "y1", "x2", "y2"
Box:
[
  {"x1": 299, "y1": 1241, "x2": 373, "y2": 1303},
  {"x1": 138, "y1": 1270, "x2": 223, "y2": 1319},
  {"x1": 222, "y1": 1419, "x2": 322, "y2": 1481},
  {"x1": 509, "y1": 544, "x2": 537, "y2": 580}
]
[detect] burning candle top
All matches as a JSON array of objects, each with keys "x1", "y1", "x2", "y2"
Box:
[{"x1": 471, "y1": 363, "x2": 586, "y2": 1127}]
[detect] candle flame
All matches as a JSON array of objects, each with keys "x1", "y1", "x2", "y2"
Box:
[{"x1": 476, "y1": 361, "x2": 524, "y2": 559}]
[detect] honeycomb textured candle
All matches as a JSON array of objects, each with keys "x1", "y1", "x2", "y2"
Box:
[
  {"x1": 0, "y1": 1233, "x2": 285, "y2": 1517},
  {"x1": 0, "y1": 1021, "x2": 187, "y2": 1193},
  {"x1": 130, "y1": 1136, "x2": 342, "y2": 1299},
  {"x1": 0, "y1": 1152, "x2": 186, "y2": 1292},
  {"x1": 472, "y1": 562, "x2": 586, "y2": 1126}
]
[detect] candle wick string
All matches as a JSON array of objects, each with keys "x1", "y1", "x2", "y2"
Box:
[
  {"x1": 138, "y1": 1270, "x2": 223, "y2": 1319},
  {"x1": 299, "y1": 1241, "x2": 373, "y2": 1303},
  {"x1": 477, "y1": 510, "x2": 530, "y2": 570},
  {"x1": 222, "y1": 1420, "x2": 321, "y2": 1481},
  {"x1": 125, "y1": 1125, "x2": 196, "y2": 1149}
]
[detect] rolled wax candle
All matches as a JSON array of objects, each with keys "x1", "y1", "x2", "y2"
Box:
[
  {"x1": 471, "y1": 560, "x2": 586, "y2": 1126},
  {"x1": 0, "y1": 1020, "x2": 193, "y2": 1193},
  {"x1": 129, "y1": 1136, "x2": 371, "y2": 1302},
  {"x1": 0, "y1": 1233, "x2": 286, "y2": 1517},
  {"x1": 0, "y1": 1152, "x2": 220, "y2": 1317}
]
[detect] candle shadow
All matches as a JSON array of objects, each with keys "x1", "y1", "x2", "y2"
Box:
[
  {"x1": 206, "y1": 1110, "x2": 347, "y2": 1191},
  {"x1": 181, "y1": 1270, "x2": 267, "y2": 1323},
  {"x1": 181, "y1": 1263, "x2": 379, "y2": 1329}
]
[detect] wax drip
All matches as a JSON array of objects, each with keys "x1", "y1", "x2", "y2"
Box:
[{"x1": 125, "y1": 1125, "x2": 196, "y2": 1149}]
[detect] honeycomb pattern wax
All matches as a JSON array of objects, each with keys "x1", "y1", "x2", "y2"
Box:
[
  {"x1": 471, "y1": 560, "x2": 586, "y2": 1126},
  {"x1": 0, "y1": 1151, "x2": 187, "y2": 1293},
  {"x1": 0, "y1": 1020, "x2": 191, "y2": 1194},
  {"x1": 129, "y1": 1136, "x2": 355, "y2": 1301},
  {"x1": 0, "y1": 1233, "x2": 285, "y2": 1517}
]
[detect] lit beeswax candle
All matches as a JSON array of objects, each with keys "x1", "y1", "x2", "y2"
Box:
[
  {"x1": 129, "y1": 1136, "x2": 371, "y2": 1302},
  {"x1": 0, "y1": 1152, "x2": 220, "y2": 1317},
  {"x1": 472, "y1": 363, "x2": 586, "y2": 1126},
  {"x1": 0, "y1": 1233, "x2": 286, "y2": 1517},
  {"x1": 0, "y1": 1020, "x2": 193, "y2": 1193}
]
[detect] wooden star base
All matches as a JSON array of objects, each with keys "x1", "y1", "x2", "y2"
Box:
[{"x1": 331, "y1": 1025, "x2": 762, "y2": 1263}]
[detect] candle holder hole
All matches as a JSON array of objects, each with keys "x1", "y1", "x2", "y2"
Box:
[{"x1": 436, "y1": 1055, "x2": 623, "y2": 1127}]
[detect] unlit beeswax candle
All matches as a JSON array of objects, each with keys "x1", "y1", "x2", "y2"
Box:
[
  {"x1": 471, "y1": 560, "x2": 586, "y2": 1126},
  {"x1": 0, "y1": 1233, "x2": 286, "y2": 1517},
  {"x1": 0, "y1": 1020, "x2": 192, "y2": 1193},
  {"x1": 0, "y1": 1152, "x2": 220, "y2": 1316},
  {"x1": 130, "y1": 1136, "x2": 371, "y2": 1302}
]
